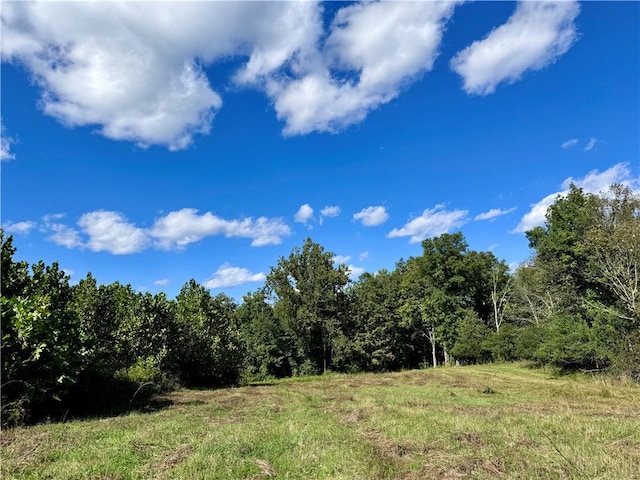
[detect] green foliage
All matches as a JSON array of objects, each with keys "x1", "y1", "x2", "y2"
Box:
[
  {"x1": 1, "y1": 233, "x2": 89, "y2": 425},
  {"x1": 485, "y1": 323, "x2": 519, "y2": 362},
  {"x1": 535, "y1": 315, "x2": 605, "y2": 370},
  {"x1": 172, "y1": 280, "x2": 244, "y2": 387},
  {"x1": 265, "y1": 238, "x2": 350, "y2": 374},
  {"x1": 114, "y1": 356, "x2": 178, "y2": 393},
  {"x1": 450, "y1": 314, "x2": 492, "y2": 364},
  {"x1": 237, "y1": 289, "x2": 294, "y2": 379}
]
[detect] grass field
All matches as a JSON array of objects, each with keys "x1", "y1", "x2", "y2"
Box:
[{"x1": 1, "y1": 363, "x2": 639, "y2": 479}]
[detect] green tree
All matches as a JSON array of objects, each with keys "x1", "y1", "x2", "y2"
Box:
[
  {"x1": 236, "y1": 289, "x2": 294, "y2": 379},
  {"x1": 348, "y1": 267, "x2": 414, "y2": 372},
  {"x1": 173, "y1": 280, "x2": 243, "y2": 386},
  {"x1": 1, "y1": 233, "x2": 88, "y2": 425},
  {"x1": 265, "y1": 238, "x2": 350, "y2": 374}
]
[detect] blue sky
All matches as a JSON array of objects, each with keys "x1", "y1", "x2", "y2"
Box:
[{"x1": 2, "y1": 1, "x2": 639, "y2": 301}]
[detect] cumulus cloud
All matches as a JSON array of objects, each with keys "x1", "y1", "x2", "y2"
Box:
[
  {"x1": 451, "y1": 1, "x2": 580, "y2": 95},
  {"x1": 353, "y1": 206, "x2": 389, "y2": 227},
  {"x1": 150, "y1": 208, "x2": 291, "y2": 249},
  {"x1": 512, "y1": 162, "x2": 638, "y2": 233},
  {"x1": 266, "y1": 1, "x2": 460, "y2": 135},
  {"x1": 2, "y1": 1, "x2": 581, "y2": 147},
  {"x1": 474, "y1": 207, "x2": 516, "y2": 222},
  {"x1": 320, "y1": 205, "x2": 341, "y2": 218},
  {"x1": 1, "y1": 2, "x2": 320, "y2": 149},
  {"x1": 294, "y1": 204, "x2": 314, "y2": 225},
  {"x1": 1, "y1": 120, "x2": 16, "y2": 161},
  {"x1": 3, "y1": 220, "x2": 36, "y2": 234},
  {"x1": 584, "y1": 137, "x2": 597, "y2": 151},
  {"x1": 388, "y1": 205, "x2": 468, "y2": 243},
  {"x1": 78, "y1": 211, "x2": 149, "y2": 254},
  {"x1": 561, "y1": 138, "x2": 578, "y2": 149},
  {"x1": 42, "y1": 208, "x2": 290, "y2": 253},
  {"x1": 203, "y1": 263, "x2": 266, "y2": 289}
]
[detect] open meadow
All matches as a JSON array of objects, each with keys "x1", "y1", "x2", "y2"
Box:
[{"x1": 1, "y1": 364, "x2": 639, "y2": 479}]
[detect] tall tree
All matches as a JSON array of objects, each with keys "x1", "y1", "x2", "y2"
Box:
[{"x1": 265, "y1": 238, "x2": 349, "y2": 374}]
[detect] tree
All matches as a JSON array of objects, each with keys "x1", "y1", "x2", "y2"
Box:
[
  {"x1": 349, "y1": 268, "x2": 414, "y2": 372},
  {"x1": 236, "y1": 289, "x2": 294, "y2": 379},
  {"x1": 1, "y1": 233, "x2": 88, "y2": 425},
  {"x1": 526, "y1": 184, "x2": 597, "y2": 311},
  {"x1": 173, "y1": 280, "x2": 243, "y2": 386},
  {"x1": 583, "y1": 184, "x2": 640, "y2": 323},
  {"x1": 265, "y1": 238, "x2": 349, "y2": 374}
]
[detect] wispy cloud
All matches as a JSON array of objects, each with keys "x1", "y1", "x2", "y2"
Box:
[
  {"x1": 3, "y1": 220, "x2": 36, "y2": 235},
  {"x1": 359, "y1": 251, "x2": 369, "y2": 262},
  {"x1": 203, "y1": 263, "x2": 266, "y2": 289},
  {"x1": 153, "y1": 278, "x2": 170, "y2": 286},
  {"x1": 561, "y1": 138, "x2": 578, "y2": 149},
  {"x1": 512, "y1": 162, "x2": 637, "y2": 233},
  {"x1": 474, "y1": 207, "x2": 516, "y2": 222},
  {"x1": 333, "y1": 255, "x2": 351, "y2": 265},
  {"x1": 388, "y1": 205, "x2": 468, "y2": 243},
  {"x1": 451, "y1": 1, "x2": 580, "y2": 95},
  {"x1": 1, "y1": 119, "x2": 16, "y2": 161},
  {"x1": 353, "y1": 206, "x2": 389, "y2": 227},
  {"x1": 584, "y1": 137, "x2": 597, "y2": 151}
]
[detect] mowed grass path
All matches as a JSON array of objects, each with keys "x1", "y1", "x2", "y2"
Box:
[{"x1": 2, "y1": 364, "x2": 639, "y2": 479}]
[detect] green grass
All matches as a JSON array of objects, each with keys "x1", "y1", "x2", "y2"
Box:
[{"x1": 2, "y1": 363, "x2": 639, "y2": 479}]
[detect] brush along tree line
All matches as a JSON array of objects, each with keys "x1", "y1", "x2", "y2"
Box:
[{"x1": 2, "y1": 184, "x2": 638, "y2": 425}]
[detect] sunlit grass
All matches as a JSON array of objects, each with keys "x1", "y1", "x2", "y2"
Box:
[{"x1": 2, "y1": 364, "x2": 639, "y2": 479}]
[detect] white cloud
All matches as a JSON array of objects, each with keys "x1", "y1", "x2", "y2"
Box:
[
  {"x1": 48, "y1": 224, "x2": 85, "y2": 250},
  {"x1": 353, "y1": 206, "x2": 389, "y2": 227},
  {"x1": 153, "y1": 278, "x2": 170, "y2": 286},
  {"x1": 203, "y1": 263, "x2": 266, "y2": 289},
  {"x1": 42, "y1": 208, "x2": 291, "y2": 253},
  {"x1": 1, "y1": 2, "x2": 321, "y2": 150},
  {"x1": 333, "y1": 255, "x2": 351, "y2": 265},
  {"x1": 451, "y1": 1, "x2": 580, "y2": 95},
  {"x1": 347, "y1": 264, "x2": 365, "y2": 279},
  {"x1": 294, "y1": 204, "x2": 314, "y2": 224},
  {"x1": 512, "y1": 163, "x2": 638, "y2": 233},
  {"x1": 359, "y1": 251, "x2": 369, "y2": 261},
  {"x1": 388, "y1": 205, "x2": 468, "y2": 243},
  {"x1": 263, "y1": 1, "x2": 460, "y2": 135},
  {"x1": 150, "y1": 208, "x2": 291, "y2": 249},
  {"x1": 3, "y1": 220, "x2": 36, "y2": 234},
  {"x1": 584, "y1": 137, "x2": 597, "y2": 151},
  {"x1": 474, "y1": 207, "x2": 516, "y2": 222},
  {"x1": 561, "y1": 138, "x2": 578, "y2": 149},
  {"x1": 320, "y1": 205, "x2": 341, "y2": 218},
  {"x1": 78, "y1": 211, "x2": 149, "y2": 254},
  {"x1": 1, "y1": 120, "x2": 15, "y2": 161}
]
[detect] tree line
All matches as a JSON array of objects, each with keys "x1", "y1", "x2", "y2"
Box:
[{"x1": 2, "y1": 184, "x2": 638, "y2": 425}]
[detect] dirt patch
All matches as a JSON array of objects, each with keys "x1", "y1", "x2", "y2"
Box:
[
  {"x1": 246, "y1": 458, "x2": 276, "y2": 478},
  {"x1": 453, "y1": 431, "x2": 483, "y2": 447},
  {"x1": 3, "y1": 432, "x2": 49, "y2": 467},
  {"x1": 143, "y1": 443, "x2": 193, "y2": 478}
]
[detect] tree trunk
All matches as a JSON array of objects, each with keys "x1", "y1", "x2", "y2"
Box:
[{"x1": 429, "y1": 327, "x2": 437, "y2": 368}]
